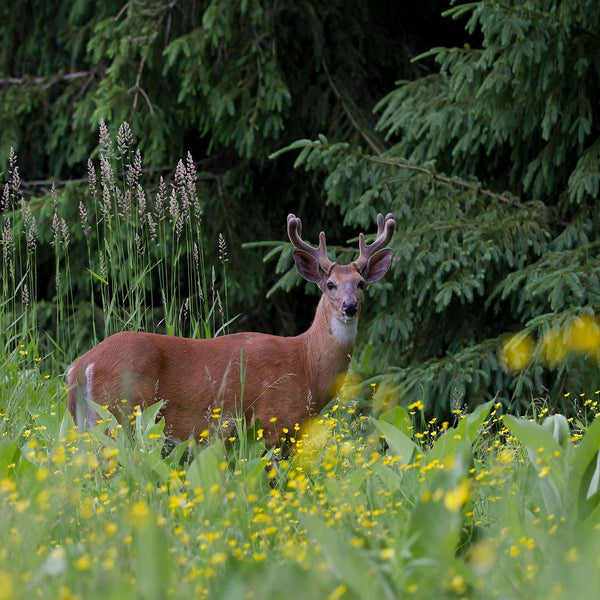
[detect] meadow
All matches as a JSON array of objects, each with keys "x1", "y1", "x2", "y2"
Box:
[
  {"x1": 2, "y1": 357, "x2": 600, "y2": 599},
  {"x1": 2, "y1": 132, "x2": 600, "y2": 599}
]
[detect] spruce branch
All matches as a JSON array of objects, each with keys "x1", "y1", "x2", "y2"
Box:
[
  {"x1": 275, "y1": 139, "x2": 534, "y2": 214},
  {"x1": 369, "y1": 157, "x2": 528, "y2": 210}
]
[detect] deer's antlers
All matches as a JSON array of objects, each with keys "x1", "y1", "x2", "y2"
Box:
[
  {"x1": 353, "y1": 213, "x2": 395, "y2": 273},
  {"x1": 287, "y1": 214, "x2": 335, "y2": 274}
]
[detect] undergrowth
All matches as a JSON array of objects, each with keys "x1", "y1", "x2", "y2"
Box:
[
  {"x1": 0, "y1": 350, "x2": 599, "y2": 599},
  {"x1": 1, "y1": 126, "x2": 600, "y2": 599}
]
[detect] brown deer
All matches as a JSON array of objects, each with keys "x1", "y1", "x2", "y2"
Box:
[{"x1": 67, "y1": 213, "x2": 395, "y2": 446}]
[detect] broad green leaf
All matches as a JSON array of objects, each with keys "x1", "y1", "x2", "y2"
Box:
[
  {"x1": 407, "y1": 478, "x2": 463, "y2": 559},
  {"x1": 348, "y1": 466, "x2": 369, "y2": 490},
  {"x1": 583, "y1": 489, "x2": 600, "y2": 527},
  {"x1": 379, "y1": 405, "x2": 413, "y2": 437},
  {"x1": 300, "y1": 514, "x2": 392, "y2": 600},
  {"x1": 371, "y1": 461, "x2": 403, "y2": 491},
  {"x1": 465, "y1": 400, "x2": 493, "y2": 442},
  {"x1": 141, "y1": 400, "x2": 164, "y2": 433},
  {"x1": 371, "y1": 416, "x2": 418, "y2": 465},
  {"x1": 572, "y1": 416, "x2": 600, "y2": 488},
  {"x1": 504, "y1": 415, "x2": 565, "y2": 514},
  {"x1": 28, "y1": 411, "x2": 60, "y2": 440},
  {"x1": 138, "y1": 449, "x2": 171, "y2": 482},
  {"x1": 542, "y1": 414, "x2": 570, "y2": 446},
  {"x1": 0, "y1": 439, "x2": 18, "y2": 478},
  {"x1": 572, "y1": 416, "x2": 600, "y2": 518},
  {"x1": 186, "y1": 440, "x2": 224, "y2": 491},
  {"x1": 585, "y1": 450, "x2": 600, "y2": 501},
  {"x1": 324, "y1": 478, "x2": 343, "y2": 501},
  {"x1": 242, "y1": 450, "x2": 273, "y2": 493},
  {"x1": 163, "y1": 440, "x2": 191, "y2": 467},
  {"x1": 426, "y1": 416, "x2": 468, "y2": 465},
  {"x1": 86, "y1": 398, "x2": 116, "y2": 423},
  {"x1": 135, "y1": 516, "x2": 170, "y2": 600},
  {"x1": 58, "y1": 412, "x2": 73, "y2": 440},
  {"x1": 503, "y1": 415, "x2": 562, "y2": 458}
]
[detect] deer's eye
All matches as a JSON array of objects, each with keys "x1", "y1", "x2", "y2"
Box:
[
  {"x1": 327, "y1": 281, "x2": 336, "y2": 290},
  {"x1": 357, "y1": 280, "x2": 365, "y2": 289}
]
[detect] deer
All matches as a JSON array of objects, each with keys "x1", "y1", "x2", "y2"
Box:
[{"x1": 67, "y1": 212, "x2": 395, "y2": 447}]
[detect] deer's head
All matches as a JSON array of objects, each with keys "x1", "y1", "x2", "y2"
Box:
[{"x1": 287, "y1": 213, "x2": 395, "y2": 325}]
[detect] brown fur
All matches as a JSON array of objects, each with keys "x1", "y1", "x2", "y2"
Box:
[
  {"x1": 67, "y1": 214, "x2": 394, "y2": 446},
  {"x1": 67, "y1": 277, "x2": 355, "y2": 446}
]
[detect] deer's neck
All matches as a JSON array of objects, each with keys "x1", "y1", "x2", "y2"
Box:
[{"x1": 302, "y1": 295, "x2": 357, "y2": 411}]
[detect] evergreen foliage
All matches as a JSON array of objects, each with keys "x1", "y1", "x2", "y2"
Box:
[
  {"x1": 2, "y1": 0, "x2": 599, "y2": 415},
  {"x1": 0, "y1": 0, "x2": 405, "y2": 333},
  {"x1": 268, "y1": 0, "x2": 600, "y2": 415}
]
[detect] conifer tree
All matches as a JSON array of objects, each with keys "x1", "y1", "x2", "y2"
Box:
[
  {"x1": 0, "y1": 0, "x2": 405, "y2": 331},
  {"x1": 270, "y1": 0, "x2": 600, "y2": 415}
]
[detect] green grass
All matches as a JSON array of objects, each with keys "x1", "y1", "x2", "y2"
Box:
[
  {"x1": 1, "y1": 348, "x2": 600, "y2": 599},
  {"x1": 1, "y1": 125, "x2": 228, "y2": 371},
  {"x1": 2, "y1": 129, "x2": 600, "y2": 599}
]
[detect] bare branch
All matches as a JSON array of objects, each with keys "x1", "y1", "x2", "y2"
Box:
[
  {"x1": 114, "y1": 1, "x2": 131, "y2": 21},
  {"x1": 321, "y1": 59, "x2": 383, "y2": 157},
  {"x1": 0, "y1": 71, "x2": 92, "y2": 90},
  {"x1": 17, "y1": 157, "x2": 219, "y2": 198},
  {"x1": 137, "y1": 86, "x2": 154, "y2": 114},
  {"x1": 77, "y1": 70, "x2": 97, "y2": 99},
  {"x1": 290, "y1": 140, "x2": 570, "y2": 225},
  {"x1": 128, "y1": 56, "x2": 154, "y2": 114}
]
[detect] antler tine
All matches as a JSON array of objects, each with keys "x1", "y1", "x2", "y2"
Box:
[
  {"x1": 355, "y1": 212, "x2": 396, "y2": 270},
  {"x1": 287, "y1": 214, "x2": 309, "y2": 253},
  {"x1": 376, "y1": 212, "x2": 384, "y2": 236},
  {"x1": 287, "y1": 214, "x2": 334, "y2": 273}
]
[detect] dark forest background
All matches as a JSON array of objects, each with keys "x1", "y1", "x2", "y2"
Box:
[{"x1": 1, "y1": 0, "x2": 599, "y2": 415}]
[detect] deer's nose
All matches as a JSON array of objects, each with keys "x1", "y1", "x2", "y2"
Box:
[{"x1": 342, "y1": 301, "x2": 358, "y2": 318}]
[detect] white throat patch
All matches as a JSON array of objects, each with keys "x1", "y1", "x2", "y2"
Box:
[{"x1": 331, "y1": 316, "x2": 358, "y2": 344}]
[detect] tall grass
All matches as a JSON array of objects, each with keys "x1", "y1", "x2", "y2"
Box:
[
  {"x1": 0, "y1": 363, "x2": 599, "y2": 599},
  {"x1": 0, "y1": 122, "x2": 230, "y2": 372}
]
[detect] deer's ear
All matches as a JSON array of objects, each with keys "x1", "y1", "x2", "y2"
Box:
[
  {"x1": 361, "y1": 248, "x2": 393, "y2": 283},
  {"x1": 293, "y1": 250, "x2": 322, "y2": 283}
]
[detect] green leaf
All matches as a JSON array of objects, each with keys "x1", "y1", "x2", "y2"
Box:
[
  {"x1": 572, "y1": 417, "x2": 600, "y2": 518},
  {"x1": 163, "y1": 440, "x2": 191, "y2": 467},
  {"x1": 186, "y1": 440, "x2": 224, "y2": 491},
  {"x1": 371, "y1": 461, "x2": 403, "y2": 491},
  {"x1": 0, "y1": 440, "x2": 18, "y2": 478},
  {"x1": 135, "y1": 514, "x2": 170, "y2": 600},
  {"x1": 137, "y1": 447, "x2": 171, "y2": 483},
  {"x1": 426, "y1": 416, "x2": 468, "y2": 465},
  {"x1": 441, "y1": 3, "x2": 479, "y2": 19},
  {"x1": 300, "y1": 514, "x2": 392, "y2": 599},
  {"x1": 268, "y1": 139, "x2": 313, "y2": 160},
  {"x1": 541, "y1": 414, "x2": 570, "y2": 446},
  {"x1": 138, "y1": 401, "x2": 164, "y2": 436},
  {"x1": 370, "y1": 416, "x2": 418, "y2": 465},
  {"x1": 465, "y1": 400, "x2": 493, "y2": 442},
  {"x1": 503, "y1": 415, "x2": 562, "y2": 459},
  {"x1": 347, "y1": 466, "x2": 369, "y2": 490},
  {"x1": 585, "y1": 450, "x2": 600, "y2": 501},
  {"x1": 379, "y1": 405, "x2": 412, "y2": 437},
  {"x1": 87, "y1": 268, "x2": 108, "y2": 285},
  {"x1": 503, "y1": 415, "x2": 565, "y2": 514}
]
